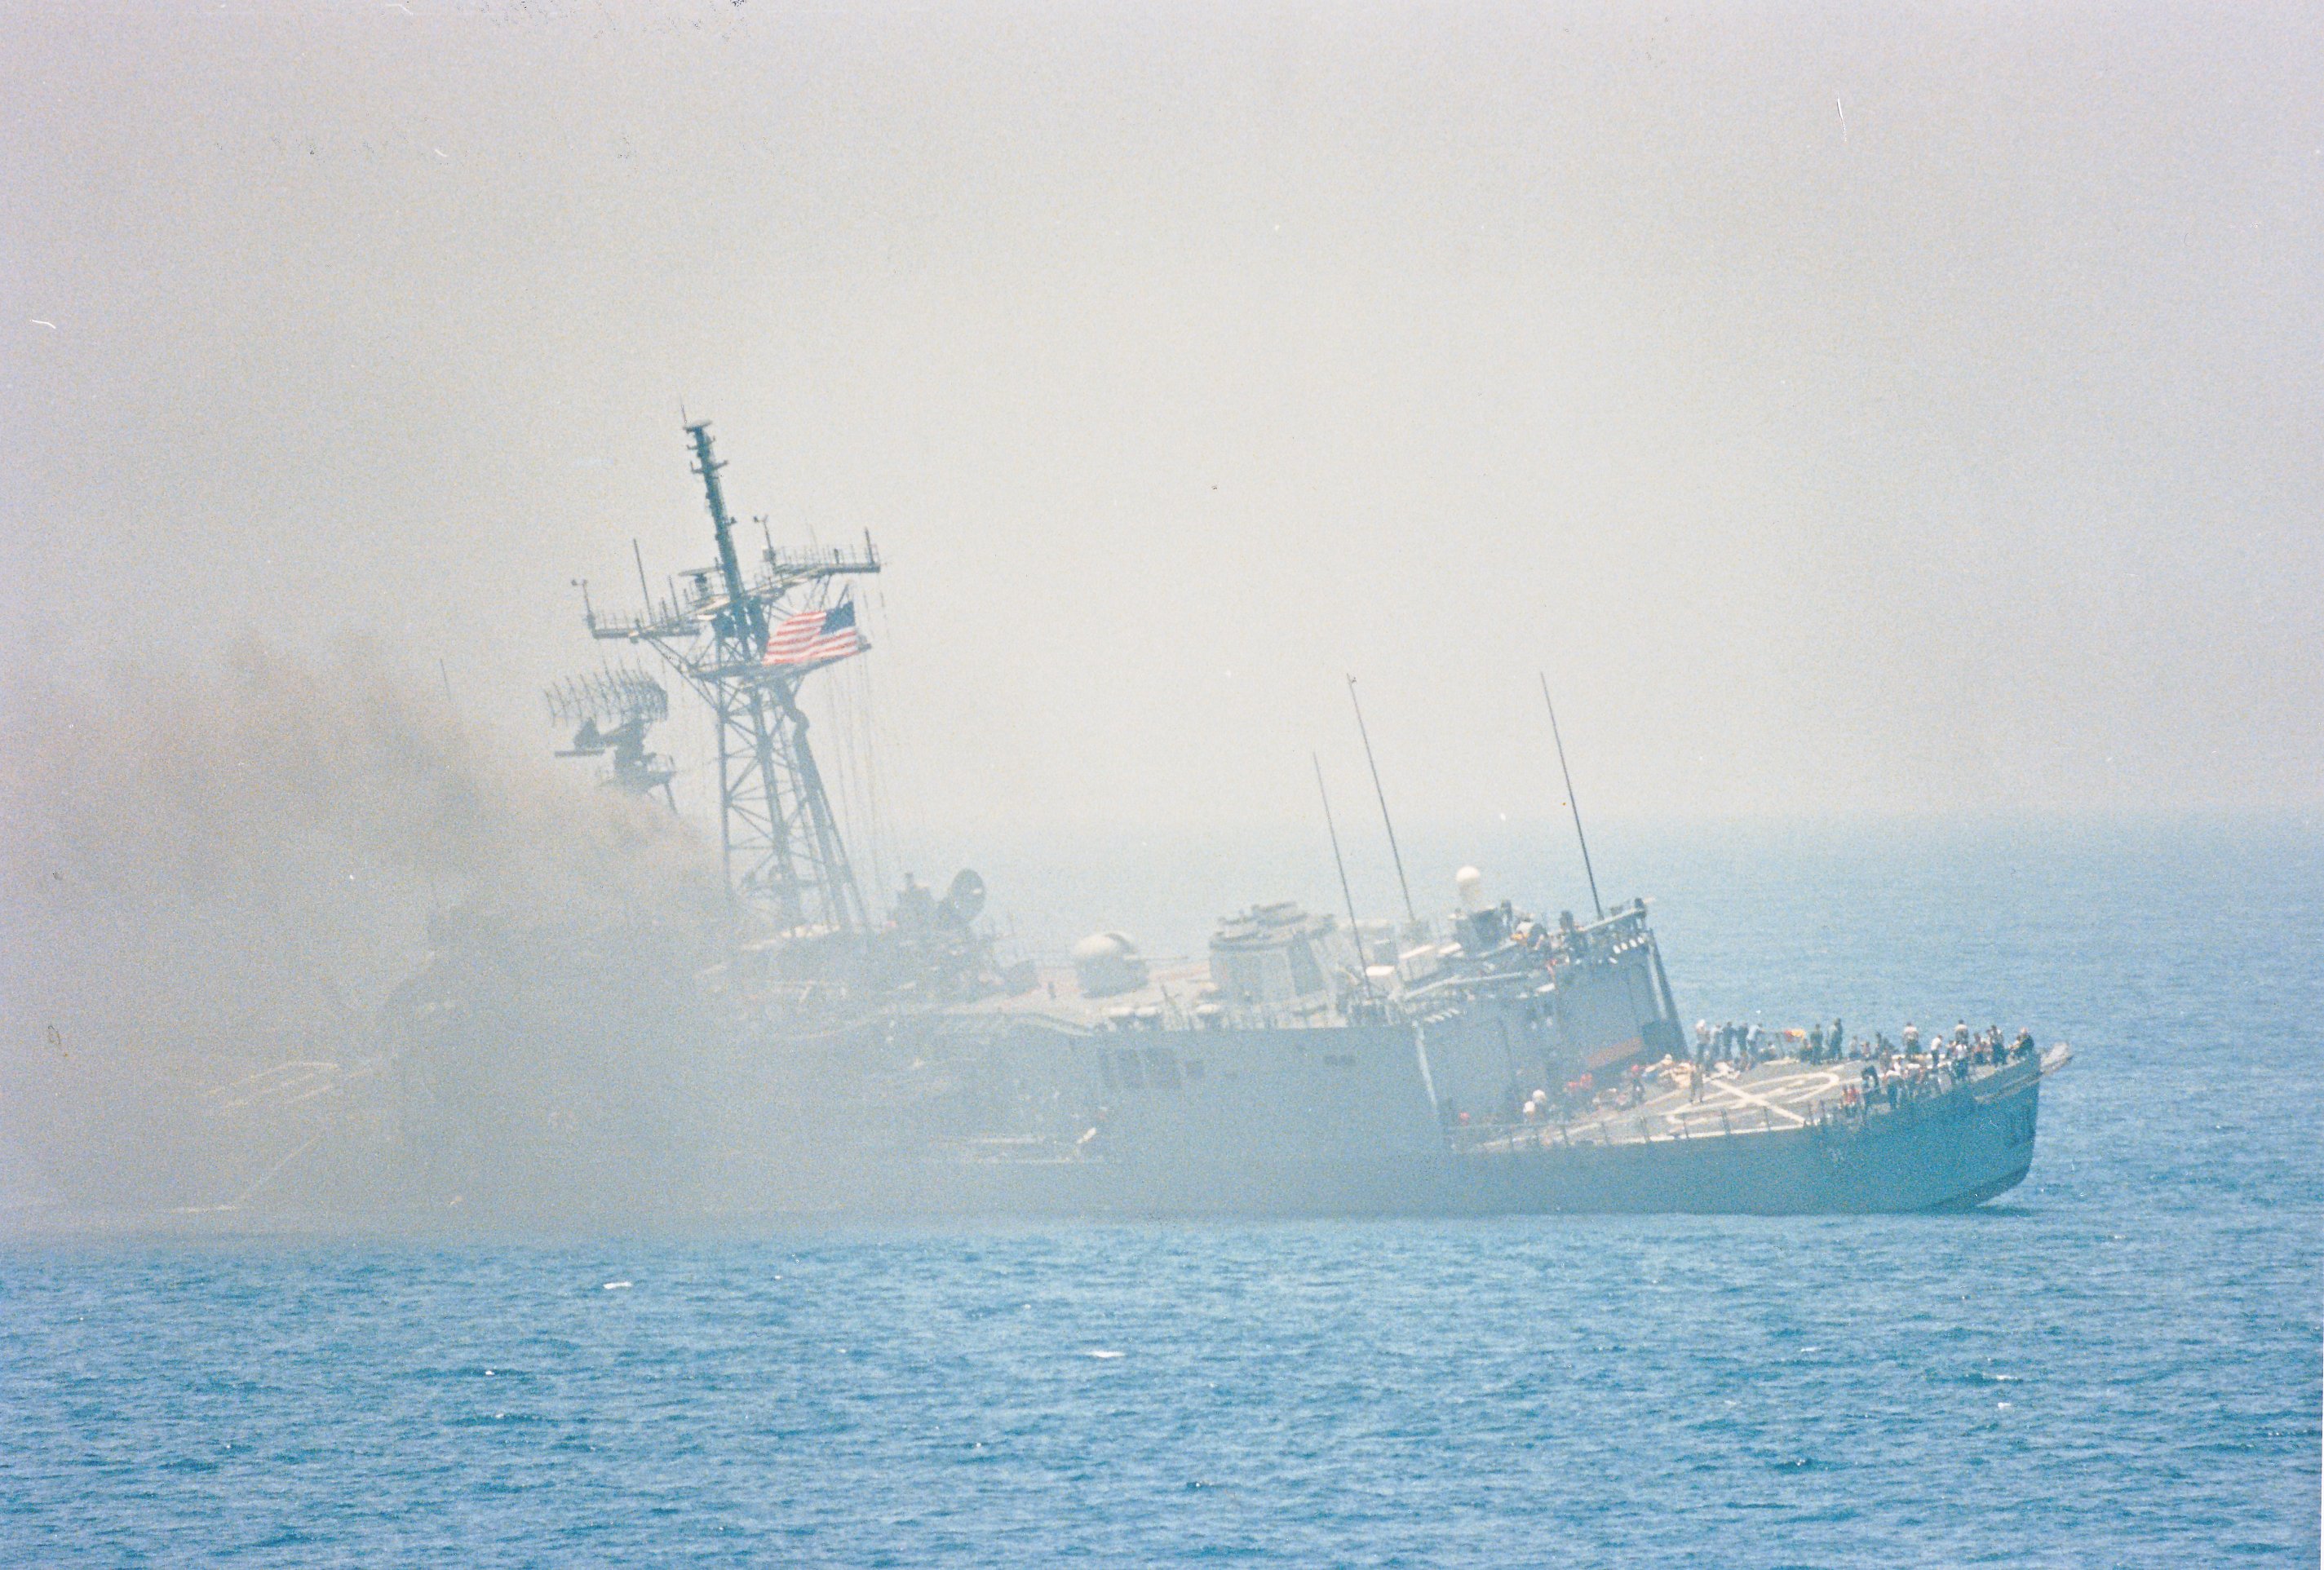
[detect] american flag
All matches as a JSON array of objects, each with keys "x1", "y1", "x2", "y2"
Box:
[{"x1": 761, "y1": 599, "x2": 863, "y2": 668}]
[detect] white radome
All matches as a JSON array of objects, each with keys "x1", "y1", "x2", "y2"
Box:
[{"x1": 1455, "y1": 865, "x2": 1488, "y2": 913}]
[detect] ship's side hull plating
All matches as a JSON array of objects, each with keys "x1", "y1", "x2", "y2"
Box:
[
  {"x1": 929, "y1": 1040, "x2": 2049, "y2": 1219},
  {"x1": 1448, "y1": 1059, "x2": 2044, "y2": 1216}
]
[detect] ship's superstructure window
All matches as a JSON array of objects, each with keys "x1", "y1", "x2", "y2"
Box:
[{"x1": 1099, "y1": 1045, "x2": 1194, "y2": 1093}]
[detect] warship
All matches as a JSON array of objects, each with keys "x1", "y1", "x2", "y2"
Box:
[
  {"x1": 382, "y1": 422, "x2": 2069, "y2": 1222},
  {"x1": 924, "y1": 886, "x2": 2069, "y2": 1218}
]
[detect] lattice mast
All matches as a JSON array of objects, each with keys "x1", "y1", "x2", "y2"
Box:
[{"x1": 584, "y1": 422, "x2": 880, "y2": 932}]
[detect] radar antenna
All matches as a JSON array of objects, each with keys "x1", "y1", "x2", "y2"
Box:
[{"x1": 545, "y1": 666, "x2": 678, "y2": 807}]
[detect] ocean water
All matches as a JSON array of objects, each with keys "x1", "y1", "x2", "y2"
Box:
[{"x1": 4, "y1": 820, "x2": 2318, "y2": 1565}]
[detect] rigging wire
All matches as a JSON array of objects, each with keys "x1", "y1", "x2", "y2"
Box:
[
  {"x1": 826, "y1": 656, "x2": 876, "y2": 914},
  {"x1": 867, "y1": 578, "x2": 936, "y2": 887},
  {"x1": 853, "y1": 655, "x2": 895, "y2": 912}
]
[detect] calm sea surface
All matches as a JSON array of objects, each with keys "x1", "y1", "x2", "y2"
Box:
[{"x1": 4, "y1": 820, "x2": 2318, "y2": 1564}]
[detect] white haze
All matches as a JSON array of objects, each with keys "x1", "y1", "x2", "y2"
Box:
[{"x1": 3, "y1": 3, "x2": 2317, "y2": 839}]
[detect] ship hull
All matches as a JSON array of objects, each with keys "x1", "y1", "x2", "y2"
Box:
[
  {"x1": 1444, "y1": 1059, "x2": 2043, "y2": 1215},
  {"x1": 922, "y1": 1050, "x2": 2049, "y2": 1220}
]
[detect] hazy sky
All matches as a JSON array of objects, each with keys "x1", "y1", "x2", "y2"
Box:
[{"x1": 5, "y1": 2, "x2": 2318, "y2": 858}]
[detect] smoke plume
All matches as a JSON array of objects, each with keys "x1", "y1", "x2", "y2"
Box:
[{"x1": 0, "y1": 639, "x2": 727, "y2": 1227}]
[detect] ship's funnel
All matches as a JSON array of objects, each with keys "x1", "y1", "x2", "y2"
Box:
[{"x1": 1455, "y1": 865, "x2": 1488, "y2": 913}]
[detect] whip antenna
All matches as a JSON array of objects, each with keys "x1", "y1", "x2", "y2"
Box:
[
  {"x1": 1539, "y1": 672, "x2": 1603, "y2": 920},
  {"x1": 1346, "y1": 675, "x2": 1418, "y2": 925},
  {"x1": 1314, "y1": 753, "x2": 1375, "y2": 1003}
]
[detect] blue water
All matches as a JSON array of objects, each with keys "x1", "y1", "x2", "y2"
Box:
[{"x1": 4, "y1": 820, "x2": 2318, "y2": 1564}]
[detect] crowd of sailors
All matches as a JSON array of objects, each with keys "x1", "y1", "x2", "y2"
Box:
[
  {"x1": 1689, "y1": 1017, "x2": 2034, "y2": 1072},
  {"x1": 1813, "y1": 1021, "x2": 2040, "y2": 1113},
  {"x1": 1522, "y1": 1019, "x2": 2039, "y2": 1123}
]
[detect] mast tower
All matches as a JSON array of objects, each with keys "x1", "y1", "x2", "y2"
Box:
[{"x1": 582, "y1": 422, "x2": 880, "y2": 931}]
